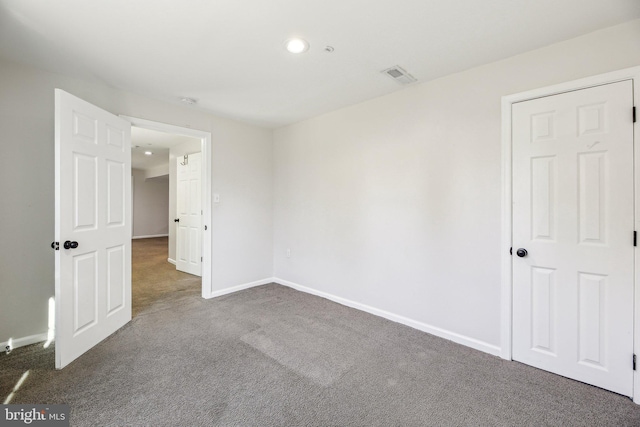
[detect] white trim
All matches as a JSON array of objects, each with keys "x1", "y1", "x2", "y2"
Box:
[
  {"x1": 207, "y1": 278, "x2": 274, "y2": 298},
  {"x1": 275, "y1": 278, "x2": 501, "y2": 357},
  {"x1": 132, "y1": 234, "x2": 169, "y2": 239},
  {"x1": 1, "y1": 333, "x2": 48, "y2": 352},
  {"x1": 203, "y1": 276, "x2": 500, "y2": 355},
  {"x1": 120, "y1": 116, "x2": 213, "y2": 300},
  {"x1": 500, "y1": 66, "x2": 640, "y2": 402},
  {"x1": 500, "y1": 94, "x2": 514, "y2": 361},
  {"x1": 203, "y1": 276, "x2": 500, "y2": 356},
  {"x1": 167, "y1": 258, "x2": 176, "y2": 265}
]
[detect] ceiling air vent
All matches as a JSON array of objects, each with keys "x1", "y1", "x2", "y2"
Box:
[{"x1": 381, "y1": 66, "x2": 417, "y2": 85}]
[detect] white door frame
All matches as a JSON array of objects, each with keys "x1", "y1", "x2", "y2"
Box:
[
  {"x1": 501, "y1": 66, "x2": 640, "y2": 402},
  {"x1": 121, "y1": 116, "x2": 213, "y2": 299}
]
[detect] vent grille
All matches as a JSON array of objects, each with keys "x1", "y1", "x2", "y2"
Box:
[{"x1": 381, "y1": 66, "x2": 417, "y2": 85}]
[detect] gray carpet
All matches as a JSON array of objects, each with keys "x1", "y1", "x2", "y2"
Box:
[{"x1": 2, "y1": 283, "x2": 640, "y2": 426}]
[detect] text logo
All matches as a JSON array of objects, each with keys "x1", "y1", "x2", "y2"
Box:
[{"x1": 1, "y1": 405, "x2": 69, "y2": 426}]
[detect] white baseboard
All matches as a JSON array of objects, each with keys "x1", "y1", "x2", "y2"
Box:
[
  {"x1": 167, "y1": 258, "x2": 176, "y2": 265},
  {"x1": 274, "y1": 278, "x2": 502, "y2": 357},
  {"x1": 202, "y1": 275, "x2": 501, "y2": 357},
  {"x1": 205, "y1": 278, "x2": 275, "y2": 299},
  {"x1": 0, "y1": 332, "x2": 48, "y2": 352},
  {"x1": 132, "y1": 234, "x2": 169, "y2": 240}
]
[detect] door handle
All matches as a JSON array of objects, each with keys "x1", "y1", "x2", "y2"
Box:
[
  {"x1": 174, "y1": 218, "x2": 179, "y2": 222},
  {"x1": 516, "y1": 248, "x2": 528, "y2": 258},
  {"x1": 63, "y1": 241, "x2": 79, "y2": 250}
]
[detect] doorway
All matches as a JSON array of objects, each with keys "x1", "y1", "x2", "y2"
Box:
[
  {"x1": 501, "y1": 67, "x2": 640, "y2": 401},
  {"x1": 129, "y1": 126, "x2": 206, "y2": 315},
  {"x1": 123, "y1": 116, "x2": 213, "y2": 299}
]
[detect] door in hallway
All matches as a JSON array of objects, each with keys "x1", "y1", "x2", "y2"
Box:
[
  {"x1": 512, "y1": 80, "x2": 634, "y2": 396},
  {"x1": 176, "y1": 152, "x2": 202, "y2": 276}
]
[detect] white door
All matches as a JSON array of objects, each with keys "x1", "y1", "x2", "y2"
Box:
[
  {"x1": 176, "y1": 152, "x2": 202, "y2": 276},
  {"x1": 512, "y1": 80, "x2": 634, "y2": 396},
  {"x1": 55, "y1": 89, "x2": 131, "y2": 369}
]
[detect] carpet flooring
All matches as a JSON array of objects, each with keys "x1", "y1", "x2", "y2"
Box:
[
  {"x1": 2, "y1": 240, "x2": 640, "y2": 425},
  {"x1": 131, "y1": 237, "x2": 201, "y2": 317}
]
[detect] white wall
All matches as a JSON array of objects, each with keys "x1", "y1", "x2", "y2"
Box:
[
  {"x1": 212, "y1": 119, "x2": 274, "y2": 288},
  {"x1": 145, "y1": 163, "x2": 169, "y2": 180},
  {"x1": 168, "y1": 139, "x2": 201, "y2": 262},
  {"x1": 132, "y1": 169, "x2": 169, "y2": 238},
  {"x1": 0, "y1": 58, "x2": 273, "y2": 345},
  {"x1": 273, "y1": 20, "x2": 640, "y2": 353}
]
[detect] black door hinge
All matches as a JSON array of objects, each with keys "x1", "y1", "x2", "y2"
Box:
[
  {"x1": 51, "y1": 241, "x2": 59, "y2": 250},
  {"x1": 634, "y1": 354, "x2": 636, "y2": 371},
  {"x1": 634, "y1": 106, "x2": 637, "y2": 123},
  {"x1": 634, "y1": 231, "x2": 637, "y2": 247},
  {"x1": 201, "y1": 257, "x2": 203, "y2": 262}
]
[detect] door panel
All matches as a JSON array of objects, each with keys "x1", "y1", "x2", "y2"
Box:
[
  {"x1": 74, "y1": 154, "x2": 97, "y2": 230},
  {"x1": 107, "y1": 160, "x2": 125, "y2": 226},
  {"x1": 531, "y1": 156, "x2": 555, "y2": 241},
  {"x1": 578, "y1": 152, "x2": 607, "y2": 244},
  {"x1": 73, "y1": 252, "x2": 98, "y2": 334},
  {"x1": 512, "y1": 80, "x2": 634, "y2": 396},
  {"x1": 106, "y1": 244, "x2": 125, "y2": 315},
  {"x1": 55, "y1": 89, "x2": 131, "y2": 368},
  {"x1": 530, "y1": 266, "x2": 555, "y2": 355},
  {"x1": 577, "y1": 272, "x2": 606, "y2": 368}
]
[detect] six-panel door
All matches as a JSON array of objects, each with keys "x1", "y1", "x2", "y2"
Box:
[
  {"x1": 512, "y1": 80, "x2": 634, "y2": 396},
  {"x1": 176, "y1": 152, "x2": 202, "y2": 276},
  {"x1": 55, "y1": 89, "x2": 131, "y2": 369}
]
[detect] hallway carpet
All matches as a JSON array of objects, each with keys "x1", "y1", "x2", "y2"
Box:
[
  {"x1": 131, "y1": 237, "x2": 201, "y2": 317},
  {"x1": 2, "y1": 261, "x2": 640, "y2": 425}
]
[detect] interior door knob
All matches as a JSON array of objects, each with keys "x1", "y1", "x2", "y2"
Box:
[
  {"x1": 63, "y1": 241, "x2": 79, "y2": 250},
  {"x1": 516, "y1": 248, "x2": 528, "y2": 258}
]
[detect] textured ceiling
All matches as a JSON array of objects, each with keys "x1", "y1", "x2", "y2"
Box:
[{"x1": 1, "y1": 0, "x2": 639, "y2": 127}]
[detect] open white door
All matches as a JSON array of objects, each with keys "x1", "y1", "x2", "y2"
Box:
[
  {"x1": 176, "y1": 152, "x2": 202, "y2": 276},
  {"x1": 54, "y1": 89, "x2": 132, "y2": 369}
]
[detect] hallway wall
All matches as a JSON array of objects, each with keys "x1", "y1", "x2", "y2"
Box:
[{"x1": 132, "y1": 168, "x2": 169, "y2": 238}]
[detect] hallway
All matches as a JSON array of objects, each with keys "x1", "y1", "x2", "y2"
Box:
[{"x1": 132, "y1": 237, "x2": 201, "y2": 317}]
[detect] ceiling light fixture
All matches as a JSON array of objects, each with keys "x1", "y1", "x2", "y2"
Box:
[
  {"x1": 144, "y1": 151, "x2": 153, "y2": 156},
  {"x1": 285, "y1": 38, "x2": 309, "y2": 54}
]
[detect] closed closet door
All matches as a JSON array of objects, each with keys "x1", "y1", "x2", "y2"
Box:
[{"x1": 512, "y1": 80, "x2": 634, "y2": 396}]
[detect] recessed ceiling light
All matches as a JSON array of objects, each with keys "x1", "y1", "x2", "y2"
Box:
[
  {"x1": 144, "y1": 151, "x2": 153, "y2": 156},
  {"x1": 285, "y1": 38, "x2": 309, "y2": 54}
]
